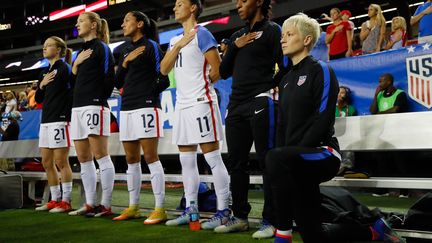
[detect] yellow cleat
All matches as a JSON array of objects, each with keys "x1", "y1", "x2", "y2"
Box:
[
  {"x1": 112, "y1": 206, "x2": 141, "y2": 221},
  {"x1": 144, "y1": 208, "x2": 167, "y2": 225}
]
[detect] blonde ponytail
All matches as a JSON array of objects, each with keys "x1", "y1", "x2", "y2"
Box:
[
  {"x1": 99, "y1": 18, "x2": 110, "y2": 44},
  {"x1": 48, "y1": 36, "x2": 72, "y2": 64},
  {"x1": 80, "y1": 12, "x2": 110, "y2": 43}
]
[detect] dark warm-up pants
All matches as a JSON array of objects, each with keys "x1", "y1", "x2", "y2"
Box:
[
  {"x1": 266, "y1": 146, "x2": 374, "y2": 242},
  {"x1": 225, "y1": 96, "x2": 276, "y2": 222}
]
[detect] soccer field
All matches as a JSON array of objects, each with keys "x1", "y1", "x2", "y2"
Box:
[{"x1": 0, "y1": 186, "x2": 417, "y2": 242}]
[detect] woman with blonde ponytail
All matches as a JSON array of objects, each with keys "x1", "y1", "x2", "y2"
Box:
[
  {"x1": 68, "y1": 11, "x2": 116, "y2": 218},
  {"x1": 34, "y1": 36, "x2": 74, "y2": 213},
  {"x1": 360, "y1": 4, "x2": 386, "y2": 54},
  {"x1": 99, "y1": 18, "x2": 110, "y2": 44}
]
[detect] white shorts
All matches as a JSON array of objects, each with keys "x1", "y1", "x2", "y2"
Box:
[
  {"x1": 70, "y1": 105, "x2": 110, "y2": 140},
  {"x1": 172, "y1": 102, "x2": 223, "y2": 145},
  {"x1": 39, "y1": 122, "x2": 72, "y2": 149},
  {"x1": 119, "y1": 107, "x2": 164, "y2": 141}
]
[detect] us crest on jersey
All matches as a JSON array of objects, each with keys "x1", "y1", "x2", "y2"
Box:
[{"x1": 297, "y1": 75, "x2": 307, "y2": 86}]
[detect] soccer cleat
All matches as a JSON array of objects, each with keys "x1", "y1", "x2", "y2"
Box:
[
  {"x1": 165, "y1": 207, "x2": 192, "y2": 226},
  {"x1": 201, "y1": 209, "x2": 231, "y2": 230},
  {"x1": 252, "y1": 219, "x2": 276, "y2": 239},
  {"x1": 68, "y1": 204, "x2": 94, "y2": 216},
  {"x1": 214, "y1": 216, "x2": 249, "y2": 233},
  {"x1": 372, "y1": 218, "x2": 406, "y2": 243},
  {"x1": 88, "y1": 205, "x2": 113, "y2": 218},
  {"x1": 35, "y1": 200, "x2": 58, "y2": 211},
  {"x1": 144, "y1": 208, "x2": 167, "y2": 225},
  {"x1": 49, "y1": 201, "x2": 72, "y2": 213},
  {"x1": 113, "y1": 206, "x2": 141, "y2": 221}
]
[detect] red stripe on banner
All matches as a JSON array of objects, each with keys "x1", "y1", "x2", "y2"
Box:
[
  {"x1": 410, "y1": 76, "x2": 414, "y2": 96},
  {"x1": 416, "y1": 78, "x2": 420, "y2": 99},
  {"x1": 422, "y1": 79, "x2": 425, "y2": 102},
  {"x1": 85, "y1": 0, "x2": 107, "y2": 12},
  {"x1": 428, "y1": 81, "x2": 431, "y2": 106},
  {"x1": 154, "y1": 107, "x2": 160, "y2": 138},
  {"x1": 65, "y1": 122, "x2": 71, "y2": 148},
  {"x1": 203, "y1": 59, "x2": 217, "y2": 141},
  {"x1": 49, "y1": 5, "x2": 85, "y2": 21},
  {"x1": 100, "y1": 106, "x2": 104, "y2": 136}
]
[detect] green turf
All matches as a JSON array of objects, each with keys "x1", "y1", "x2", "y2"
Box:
[
  {"x1": 0, "y1": 186, "x2": 415, "y2": 242},
  {"x1": 69, "y1": 185, "x2": 266, "y2": 218},
  {"x1": 354, "y1": 193, "x2": 418, "y2": 214},
  {"x1": 0, "y1": 208, "x2": 304, "y2": 243},
  {"x1": 99, "y1": 186, "x2": 415, "y2": 217}
]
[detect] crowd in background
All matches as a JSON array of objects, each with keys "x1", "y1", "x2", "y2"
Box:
[
  {"x1": 0, "y1": 82, "x2": 40, "y2": 116},
  {"x1": 320, "y1": 0, "x2": 432, "y2": 60}
]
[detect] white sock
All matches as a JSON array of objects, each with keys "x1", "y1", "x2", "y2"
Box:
[
  {"x1": 204, "y1": 150, "x2": 230, "y2": 210},
  {"x1": 148, "y1": 161, "x2": 165, "y2": 208},
  {"x1": 97, "y1": 155, "x2": 115, "y2": 208},
  {"x1": 126, "y1": 162, "x2": 142, "y2": 206},
  {"x1": 61, "y1": 182, "x2": 73, "y2": 203},
  {"x1": 80, "y1": 161, "x2": 97, "y2": 206},
  {"x1": 179, "y1": 151, "x2": 199, "y2": 208},
  {"x1": 50, "y1": 185, "x2": 61, "y2": 202}
]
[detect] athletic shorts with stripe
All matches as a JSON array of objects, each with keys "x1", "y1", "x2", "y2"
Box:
[
  {"x1": 172, "y1": 102, "x2": 223, "y2": 146},
  {"x1": 119, "y1": 107, "x2": 164, "y2": 141},
  {"x1": 70, "y1": 105, "x2": 110, "y2": 140},
  {"x1": 39, "y1": 121, "x2": 72, "y2": 148}
]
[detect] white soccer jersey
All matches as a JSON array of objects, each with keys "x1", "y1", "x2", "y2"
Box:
[{"x1": 169, "y1": 26, "x2": 218, "y2": 108}]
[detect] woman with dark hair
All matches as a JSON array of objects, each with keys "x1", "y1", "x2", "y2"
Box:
[
  {"x1": 68, "y1": 12, "x2": 116, "y2": 218},
  {"x1": 325, "y1": 8, "x2": 353, "y2": 59},
  {"x1": 160, "y1": 0, "x2": 231, "y2": 230},
  {"x1": 216, "y1": 0, "x2": 288, "y2": 238},
  {"x1": 111, "y1": 11, "x2": 168, "y2": 225},
  {"x1": 34, "y1": 36, "x2": 74, "y2": 213}
]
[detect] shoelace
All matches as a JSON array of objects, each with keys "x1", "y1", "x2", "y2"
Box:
[
  {"x1": 148, "y1": 210, "x2": 160, "y2": 218},
  {"x1": 179, "y1": 208, "x2": 191, "y2": 218},
  {"x1": 258, "y1": 223, "x2": 272, "y2": 231},
  {"x1": 225, "y1": 216, "x2": 241, "y2": 226},
  {"x1": 57, "y1": 201, "x2": 69, "y2": 208},
  {"x1": 207, "y1": 211, "x2": 226, "y2": 222},
  {"x1": 47, "y1": 201, "x2": 57, "y2": 207},
  {"x1": 121, "y1": 208, "x2": 130, "y2": 215}
]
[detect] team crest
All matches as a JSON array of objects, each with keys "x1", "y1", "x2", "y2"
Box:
[
  {"x1": 406, "y1": 54, "x2": 432, "y2": 108},
  {"x1": 297, "y1": 75, "x2": 307, "y2": 86}
]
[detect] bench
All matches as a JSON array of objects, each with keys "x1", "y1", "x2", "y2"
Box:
[{"x1": 9, "y1": 170, "x2": 432, "y2": 201}]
